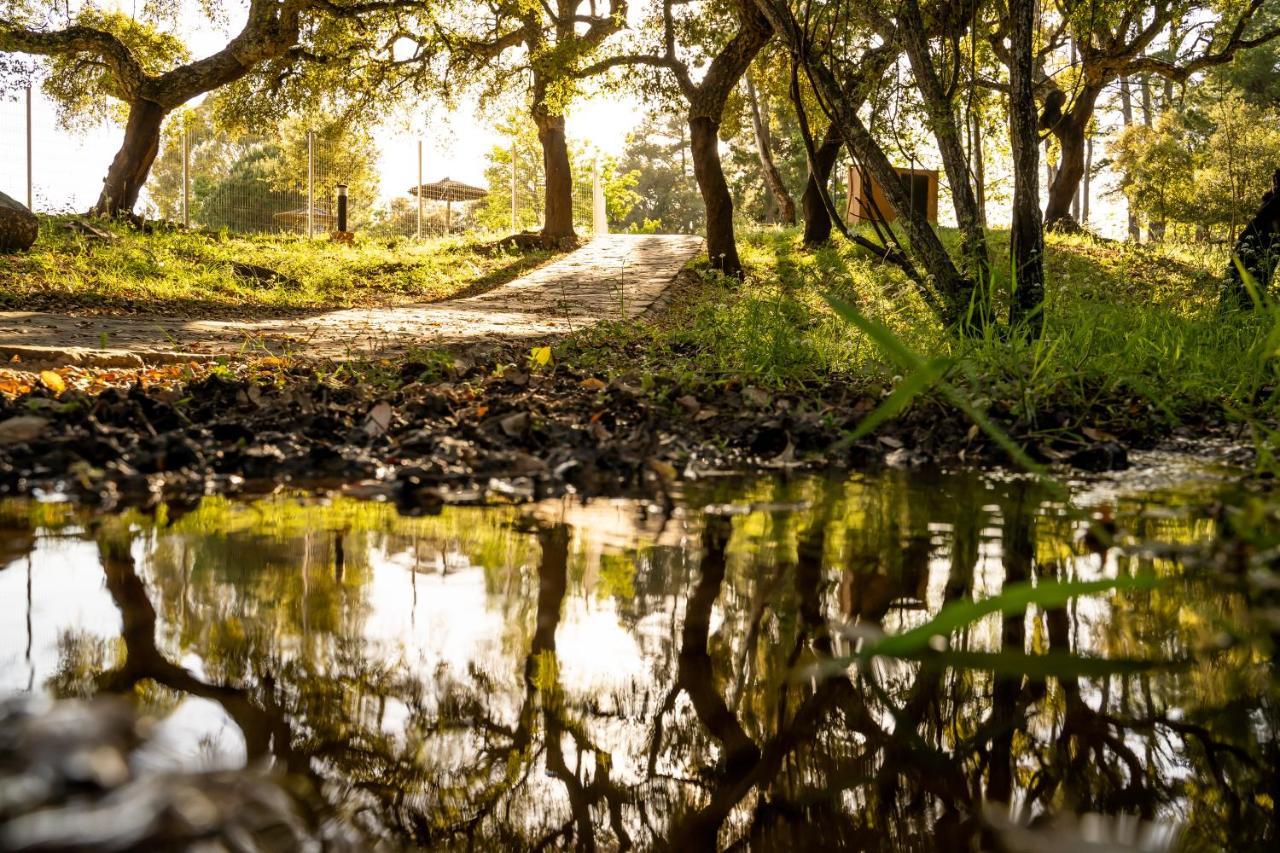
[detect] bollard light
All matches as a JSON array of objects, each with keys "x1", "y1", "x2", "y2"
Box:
[{"x1": 336, "y1": 183, "x2": 348, "y2": 233}]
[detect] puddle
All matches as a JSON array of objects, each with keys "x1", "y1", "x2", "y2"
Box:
[{"x1": 1, "y1": 465, "x2": 1276, "y2": 849}]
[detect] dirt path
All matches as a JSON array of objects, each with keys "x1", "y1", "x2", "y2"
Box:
[{"x1": 0, "y1": 234, "x2": 703, "y2": 364}]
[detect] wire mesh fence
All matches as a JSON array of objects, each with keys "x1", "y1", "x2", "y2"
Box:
[{"x1": 2, "y1": 89, "x2": 609, "y2": 240}]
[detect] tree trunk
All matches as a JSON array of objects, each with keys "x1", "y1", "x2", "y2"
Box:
[
  {"x1": 93, "y1": 99, "x2": 167, "y2": 217},
  {"x1": 744, "y1": 76, "x2": 795, "y2": 225},
  {"x1": 1082, "y1": 134, "x2": 1092, "y2": 226},
  {"x1": 898, "y1": 0, "x2": 988, "y2": 283},
  {"x1": 534, "y1": 108, "x2": 575, "y2": 242},
  {"x1": 1044, "y1": 87, "x2": 1100, "y2": 229},
  {"x1": 1008, "y1": 0, "x2": 1045, "y2": 338},
  {"x1": 1119, "y1": 77, "x2": 1140, "y2": 241},
  {"x1": 801, "y1": 123, "x2": 843, "y2": 246},
  {"x1": 970, "y1": 110, "x2": 987, "y2": 229},
  {"x1": 689, "y1": 115, "x2": 742, "y2": 277}
]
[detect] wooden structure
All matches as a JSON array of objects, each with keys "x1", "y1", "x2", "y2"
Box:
[
  {"x1": 408, "y1": 178, "x2": 489, "y2": 232},
  {"x1": 845, "y1": 165, "x2": 939, "y2": 225}
]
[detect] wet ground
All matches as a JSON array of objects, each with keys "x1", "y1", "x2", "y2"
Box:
[{"x1": 1, "y1": 460, "x2": 1277, "y2": 851}]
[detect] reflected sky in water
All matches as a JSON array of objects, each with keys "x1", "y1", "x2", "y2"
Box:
[{"x1": 0, "y1": 464, "x2": 1275, "y2": 851}]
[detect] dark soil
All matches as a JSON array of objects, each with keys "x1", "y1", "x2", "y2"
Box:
[{"x1": 0, "y1": 341, "x2": 1239, "y2": 511}]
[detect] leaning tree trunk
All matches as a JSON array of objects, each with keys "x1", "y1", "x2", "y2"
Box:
[
  {"x1": 93, "y1": 99, "x2": 167, "y2": 217},
  {"x1": 898, "y1": 0, "x2": 988, "y2": 285},
  {"x1": 1008, "y1": 0, "x2": 1046, "y2": 338},
  {"x1": 689, "y1": 115, "x2": 742, "y2": 277},
  {"x1": 1044, "y1": 88, "x2": 1100, "y2": 229},
  {"x1": 745, "y1": 77, "x2": 795, "y2": 225},
  {"x1": 801, "y1": 123, "x2": 843, "y2": 246},
  {"x1": 533, "y1": 107, "x2": 576, "y2": 242}
]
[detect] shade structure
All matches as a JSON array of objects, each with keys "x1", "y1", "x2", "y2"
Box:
[
  {"x1": 273, "y1": 206, "x2": 336, "y2": 229},
  {"x1": 407, "y1": 178, "x2": 488, "y2": 233},
  {"x1": 407, "y1": 178, "x2": 489, "y2": 203}
]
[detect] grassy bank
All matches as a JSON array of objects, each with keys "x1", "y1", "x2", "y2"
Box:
[
  {"x1": 559, "y1": 227, "x2": 1270, "y2": 449},
  {"x1": 0, "y1": 216, "x2": 556, "y2": 317}
]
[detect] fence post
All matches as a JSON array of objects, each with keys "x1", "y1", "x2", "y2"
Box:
[
  {"x1": 416, "y1": 139, "x2": 423, "y2": 239},
  {"x1": 592, "y1": 156, "x2": 607, "y2": 237},
  {"x1": 510, "y1": 140, "x2": 517, "y2": 233},
  {"x1": 307, "y1": 130, "x2": 315, "y2": 239},
  {"x1": 181, "y1": 119, "x2": 190, "y2": 228},
  {"x1": 25, "y1": 85, "x2": 33, "y2": 210}
]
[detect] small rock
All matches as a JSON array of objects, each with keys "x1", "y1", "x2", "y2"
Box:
[
  {"x1": 0, "y1": 191, "x2": 38, "y2": 253},
  {"x1": 0, "y1": 416, "x2": 48, "y2": 446}
]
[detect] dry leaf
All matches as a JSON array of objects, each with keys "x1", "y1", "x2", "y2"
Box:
[
  {"x1": 364, "y1": 401, "x2": 394, "y2": 436},
  {"x1": 39, "y1": 371, "x2": 66, "y2": 395},
  {"x1": 579, "y1": 377, "x2": 607, "y2": 391}
]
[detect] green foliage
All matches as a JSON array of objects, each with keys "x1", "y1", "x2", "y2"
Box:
[
  {"x1": 1113, "y1": 93, "x2": 1280, "y2": 237},
  {"x1": 616, "y1": 110, "x2": 704, "y2": 234},
  {"x1": 145, "y1": 109, "x2": 381, "y2": 232},
  {"x1": 41, "y1": 8, "x2": 189, "y2": 129},
  {"x1": 475, "y1": 113, "x2": 640, "y2": 232}
]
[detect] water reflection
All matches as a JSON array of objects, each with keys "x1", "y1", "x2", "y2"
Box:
[{"x1": 0, "y1": 468, "x2": 1276, "y2": 850}]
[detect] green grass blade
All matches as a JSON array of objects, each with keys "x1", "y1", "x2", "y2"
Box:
[
  {"x1": 850, "y1": 357, "x2": 953, "y2": 440},
  {"x1": 862, "y1": 575, "x2": 1160, "y2": 659}
]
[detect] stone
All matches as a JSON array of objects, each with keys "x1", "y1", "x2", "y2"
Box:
[{"x1": 0, "y1": 191, "x2": 38, "y2": 253}]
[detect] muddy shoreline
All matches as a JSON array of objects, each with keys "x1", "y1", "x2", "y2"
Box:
[{"x1": 0, "y1": 344, "x2": 1252, "y2": 510}]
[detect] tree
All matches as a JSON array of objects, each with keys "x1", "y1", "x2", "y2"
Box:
[
  {"x1": 584, "y1": 0, "x2": 773, "y2": 277},
  {"x1": 744, "y1": 70, "x2": 795, "y2": 224},
  {"x1": 0, "y1": 1, "x2": 408, "y2": 218},
  {"x1": 757, "y1": 0, "x2": 986, "y2": 329},
  {"x1": 616, "y1": 109, "x2": 705, "y2": 233},
  {"x1": 996, "y1": 0, "x2": 1280, "y2": 230},
  {"x1": 1008, "y1": 0, "x2": 1046, "y2": 336},
  {"x1": 476, "y1": 114, "x2": 640, "y2": 233},
  {"x1": 437, "y1": 1, "x2": 627, "y2": 243}
]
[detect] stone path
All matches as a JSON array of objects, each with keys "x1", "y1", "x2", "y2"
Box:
[{"x1": 0, "y1": 234, "x2": 704, "y2": 364}]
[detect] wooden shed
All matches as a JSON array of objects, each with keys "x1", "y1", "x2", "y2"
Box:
[{"x1": 845, "y1": 165, "x2": 939, "y2": 225}]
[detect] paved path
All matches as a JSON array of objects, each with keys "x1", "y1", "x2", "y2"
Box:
[{"x1": 0, "y1": 234, "x2": 703, "y2": 363}]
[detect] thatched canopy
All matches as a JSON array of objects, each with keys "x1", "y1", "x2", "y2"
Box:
[{"x1": 408, "y1": 178, "x2": 488, "y2": 202}]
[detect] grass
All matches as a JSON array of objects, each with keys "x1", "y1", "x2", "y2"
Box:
[
  {"x1": 559, "y1": 225, "x2": 1276, "y2": 442},
  {"x1": 0, "y1": 216, "x2": 557, "y2": 317}
]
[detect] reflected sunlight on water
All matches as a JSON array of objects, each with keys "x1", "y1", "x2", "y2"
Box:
[{"x1": 0, "y1": 464, "x2": 1275, "y2": 850}]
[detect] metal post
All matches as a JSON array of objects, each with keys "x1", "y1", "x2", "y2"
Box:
[
  {"x1": 336, "y1": 183, "x2": 348, "y2": 232},
  {"x1": 416, "y1": 139, "x2": 423, "y2": 239},
  {"x1": 510, "y1": 140, "x2": 517, "y2": 233},
  {"x1": 592, "y1": 156, "x2": 607, "y2": 236},
  {"x1": 25, "y1": 86, "x2": 33, "y2": 210},
  {"x1": 181, "y1": 120, "x2": 190, "y2": 228},
  {"x1": 307, "y1": 130, "x2": 315, "y2": 238}
]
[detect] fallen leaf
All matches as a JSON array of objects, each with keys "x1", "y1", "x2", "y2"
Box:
[
  {"x1": 742, "y1": 387, "x2": 772, "y2": 408},
  {"x1": 530, "y1": 346, "x2": 553, "y2": 368},
  {"x1": 500, "y1": 411, "x2": 531, "y2": 437},
  {"x1": 579, "y1": 377, "x2": 607, "y2": 392},
  {"x1": 364, "y1": 401, "x2": 393, "y2": 436},
  {"x1": 676, "y1": 395, "x2": 701, "y2": 414},
  {"x1": 877, "y1": 435, "x2": 904, "y2": 449},
  {"x1": 39, "y1": 371, "x2": 66, "y2": 395}
]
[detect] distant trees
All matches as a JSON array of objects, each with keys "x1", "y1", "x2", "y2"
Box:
[
  {"x1": 147, "y1": 109, "x2": 379, "y2": 232},
  {"x1": 475, "y1": 116, "x2": 639, "y2": 233},
  {"x1": 1114, "y1": 94, "x2": 1280, "y2": 240}
]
